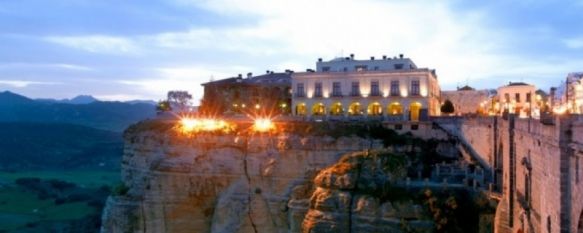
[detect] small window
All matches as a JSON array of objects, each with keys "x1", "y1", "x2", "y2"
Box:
[
  {"x1": 355, "y1": 65, "x2": 367, "y2": 71},
  {"x1": 394, "y1": 64, "x2": 404, "y2": 69},
  {"x1": 343, "y1": 67, "x2": 348, "y2": 72},
  {"x1": 515, "y1": 93, "x2": 521, "y2": 103},
  {"x1": 374, "y1": 66, "x2": 379, "y2": 70}
]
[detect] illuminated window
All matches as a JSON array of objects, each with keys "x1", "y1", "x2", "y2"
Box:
[{"x1": 355, "y1": 65, "x2": 367, "y2": 71}]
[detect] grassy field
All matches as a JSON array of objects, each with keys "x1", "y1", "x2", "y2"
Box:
[
  {"x1": 0, "y1": 170, "x2": 119, "y2": 232},
  {"x1": 0, "y1": 170, "x2": 119, "y2": 188}
]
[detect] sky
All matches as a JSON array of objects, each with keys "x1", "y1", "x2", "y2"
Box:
[{"x1": 0, "y1": 0, "x2": 582, "y2": 103}]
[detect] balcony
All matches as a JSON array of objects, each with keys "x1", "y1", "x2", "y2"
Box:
[
  {"x1": 349, "y1": 92, "x2": 361, "y2": 97},
  {"x1": 313, "y1": 92, "x2": 323, "y2": 98},
  {"x1": 295, "y1": 93, "x2": 306, "y2": 98},
  {"x1": 370, "y1": 91, "x2": 382, "y2": 97}
]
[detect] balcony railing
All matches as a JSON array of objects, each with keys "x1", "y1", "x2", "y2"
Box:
[
  {"x1": 331, "y1": 92, "x2": 343, "y2": 97},
  {"x1": 295, "y1": 93, "x2": 306, "y2": 97},
  {"x1": 349, "y1": 92, "x2": 361, "y2": 97},
  {"x1": 370, "y1": 91, "x2": 382, "y2": 97}
]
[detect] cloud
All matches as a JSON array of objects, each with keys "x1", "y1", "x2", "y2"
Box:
[
  {"x1": 117, "y1": 65, "x2": 250, "y2": 103},
  {"x1": 0, "y1": 80, "x2": 60, "y2": 88},
  {"x1": 563, "y1": 37, "x2": 583, "y2": 49},
  {"x1": 0, "y1": 63, "x2": 92, "y2": 71},
  {"x1": 45, "y1": 35, "x2": 139, "y2": 55}
]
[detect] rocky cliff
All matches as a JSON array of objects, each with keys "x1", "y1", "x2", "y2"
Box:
[
  {"x1": 100, "y1": 120, "x2": 482, "y2": 233},
  {"x1": 101, "y1": 120, "x2": 387, "y2": 233}
]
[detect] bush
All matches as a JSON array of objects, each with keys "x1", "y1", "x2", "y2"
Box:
[
  {"x1": 112, "y1": 183, "x2": 129, "y2": 196},
  {"x1": 441, "y1": 100, "x2": 455, "y2": 114}
]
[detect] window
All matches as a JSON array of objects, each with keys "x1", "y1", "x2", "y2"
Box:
[
  {"x1": 390, "y1": 81, "x2": 400, "y2": 96},
  {"x1": 322, "y1": 66, "x2": 330, "y2": 72},
  {"x1": 296, "y1": 83, "x2": 305, "y2": 97},
  {"x1": 351, "y1": 82, "x2": 360, "y2": 96},
  {"x1": 504, "y1": 93, "x2": 510, "y2": 103},
  {"x1": 343, "y1": 67, "x2": 348, "y2": 72},
  {"x1": 374, "y1": 66, "x2": 379, "y2": 70},
  {"x1": 526, "y1": 93, "x2": 531, "y2": 103},
  {"x1": 411, "y1": 80, "x2": 420, "y2": 96},
  {"x1": 516, "y1": 93, "x2": 521, "y2": 103},
  {"x1": 355, "y1": 65, "x2": 367, "y2": 71},
  {"x1": 394, "y1": 64, "x2": 404, "y2": 69},
  {"x1": 371, "y1": 81, "x2": 380, "y2": 96},
  {"x1": 314, "y1": 82, "x2": 322, "y2": 97},
  {"x1": 332, "y1": 82, "x2": 342, "y2": 97}
]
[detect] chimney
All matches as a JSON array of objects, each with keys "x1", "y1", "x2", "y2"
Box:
[
  {"x1": 270, "y1": 71, "x2": 274, "y2": 74},
  {"x1": 345, "y1": 57, "x2": 350, "y2": 60},
  {"x1": 318, "y1": 58, "x2": 323, "y2": 62},
  {"x1": 370, "y1": 56, "x2": 375, "y2": 60},
  {"x1": 399, "y1": 54, "x2": 404, "y2": 59},
  {"x1": 247, "y1": 72, "x2": 252, "y2": 78},
  {"x1": 266, "y1": 70, "x2": 270, "y2": 74},
  {"x1": 350, "y1": 53, "x2": 354, "y2": 60},
  {"x1": 237, "y1": 74, "x2": 242, "y2": 78},
  {"x1": 382, "y1": 55, "x2": 387, "y2": 60}
]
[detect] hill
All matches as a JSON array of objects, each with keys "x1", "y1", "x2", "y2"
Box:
[
  {"x1": 0, "y1": 122, "x2": 123, "y2": 171},
  {"x1": 0, "y1": 91, "x2": 155, "y2": 132}
]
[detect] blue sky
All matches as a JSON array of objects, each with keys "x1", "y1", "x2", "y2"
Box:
[{"x1": 1, "y1": 0, "x2": 582, "y2": 103}]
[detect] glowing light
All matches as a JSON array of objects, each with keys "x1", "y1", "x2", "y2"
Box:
[
  {"x1": 253, "y1": 118, "x2": 275, "y2": 132},
  {"x1": 179, "y1": 117, "x2": 231, "y2": 133},
  {"x1": 255, "y1": 104, "x2": 261, "y2": 109}
]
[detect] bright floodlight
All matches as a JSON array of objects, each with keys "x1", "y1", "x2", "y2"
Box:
[
  {"x1": 253, "y1": 118, "x2": 274, "y2": 132},
  {"x1": 180, "y1": 117, "x2": 230, "y2": 133}
]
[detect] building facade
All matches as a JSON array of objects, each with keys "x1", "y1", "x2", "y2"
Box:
[
  {"x1": 441, "y1": 85, "x2": 491, "y2": 116},
  {"x1": 200, "y1": 72, "x2": 291, "y2": 115},
  {"x1": 496, "y1": 82, "x2": 539, "y2": 118},
  {"x1": 291, "y1": 55, "x2": 441, "y2": 121},
  {"x1": 552, "y1": 72, "x2": 583, "y2": 114}
]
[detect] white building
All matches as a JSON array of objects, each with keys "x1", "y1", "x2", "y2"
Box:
[
  {"x1": 552, "y1": 72, "x2": 583, "y2": 114},
  {"x1": 496, "y1": 82, "x2": 538, "y2": 118},
  {"x1": 291, "y1": 54, "x2": 441, "y2": 121}
]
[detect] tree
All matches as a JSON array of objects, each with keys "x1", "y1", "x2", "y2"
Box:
[
  {"x1": 156, "y1": 100, "x2": 171, "y2": 113},
  {"x1": 167, "y1": 91, "x2": 192, "y2": 112},
  {"x1": 441, "y1": 99, "x2": 455, "y2": 114}
]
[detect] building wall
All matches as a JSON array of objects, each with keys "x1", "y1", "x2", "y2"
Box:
[
  {"x1": 454, "y1": 115, "x2": 583, "y2": 233},
  {"x1": 441, "y1": 90, "x2": 490, "y2": 115},
  {"x1": 291, "y1": 70, "x2": 440, "y2": 118},
  {"x1": 497, "y1": 84, "x2": 538, "y2": 118}
]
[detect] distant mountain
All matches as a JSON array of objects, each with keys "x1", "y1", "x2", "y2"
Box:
[
  {"x1": 36, "y1": 95, "x2": 98, "y2": 104},
  {"x1": 0, "y1": 91, "x2": 156, "y2": 132},
  {"x1": 125, "y1": 99, "x2": 157, "y2": 105},
  {"x1": 0, "y1": 122, "x2": 123, "y2": 171},
  {"x1": 37, "y1": 95, "x2": 157, "y2": 105}
]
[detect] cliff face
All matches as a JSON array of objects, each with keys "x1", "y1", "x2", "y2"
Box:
[
  {"x1": 100, "y1": 121, "x2": 385, "y2": 233},
  {"x1": 302, "y1": 151, "x2": 433, "y2": 233}
]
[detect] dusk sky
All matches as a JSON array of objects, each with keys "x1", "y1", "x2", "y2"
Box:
[{"x1": 1, "y1": 0, "x2": 582, "y2": 103}]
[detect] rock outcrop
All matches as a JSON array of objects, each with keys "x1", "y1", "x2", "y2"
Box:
[
  {"x1": 100, "y1": 121, "x2": 384, "y2": 233},
  {"x1": 302, "y1": 151, "x2": 433, "y2": 233}
]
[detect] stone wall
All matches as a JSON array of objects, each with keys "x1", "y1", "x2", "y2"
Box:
[{"x1": 457, "y1": 115, "x2": 583, "y2": 233}]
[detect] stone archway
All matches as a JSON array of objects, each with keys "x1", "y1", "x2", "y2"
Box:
[
  {"x1": 330, "y1": 102, "x2": 343, "y2": 115},
  {"x1": 409, "y1": 102, "x2": 422, "y2": 121},
  {"x1": 348, "y1": 102, "x2": 362, "y2": 116},
  {"x1": 311, "y1": 103, "x2": 326, "y2": 116},
  {"x1": 367, "y1": 102, "x2": 382, "y2": 116},
  {"x1": 295, "y1": 103, "x2": 306, "y2": 115},
  {"x1": 577, "y1": 210, "x2": 583, "y2": 233}
]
